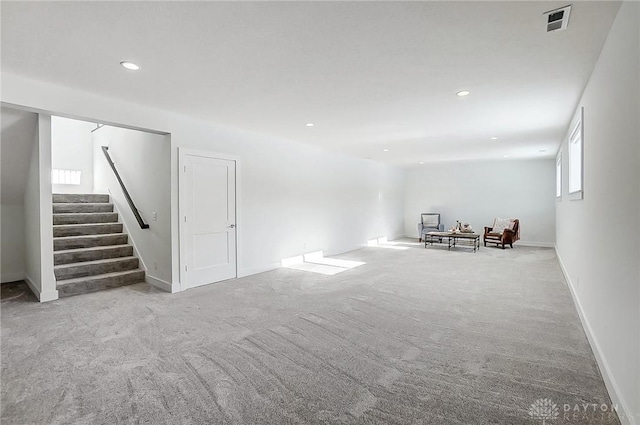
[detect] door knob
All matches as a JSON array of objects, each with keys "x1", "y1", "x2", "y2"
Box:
[{"x1": 228, "y1": 224, "x2": 236, "y2": 228}]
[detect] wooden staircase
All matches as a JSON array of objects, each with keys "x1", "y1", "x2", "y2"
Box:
[{"x1": 52, "y1": 194, "x2": 145, "y2": 297}]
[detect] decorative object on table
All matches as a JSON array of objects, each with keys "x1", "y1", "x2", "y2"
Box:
[
  {"x1": 484, "y1": 218, "x2": 520, "y2": 249},
  {"x1": 418, "y1": 213, "x2": 444, "y2": 241},
  {"x1": 450, "y1": 220, "x2": 473, "y2": 233}
]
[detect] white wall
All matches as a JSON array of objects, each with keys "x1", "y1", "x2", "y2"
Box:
[
  {"x1": 23, "y1": 114, "x2": 57, "y2": 301},
  {"x1": 1, "y1": 107, "x2": 38, "y2": 283},
  {"x1": 404, "y1": 159, "x2": 555, "y2": 246},
  {"x1": 555, "y1": 2, "x2": 639, "y2": 424},
  {"x1": 51, "y1": 116, "x2": 95, "y2": 194},
  {"x1": 1, "y1": 205, "x2": 26, "y2": 283},
  {"x1": 0, "y1": 74, "x2": 406, "y2": 291},
  {"x1": 92, "y1": 126, "x2": 172, "y2": 288}
]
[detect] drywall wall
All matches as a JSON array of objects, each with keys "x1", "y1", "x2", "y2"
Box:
[
  {"x1": 1, "y1": 107, "x2": 38, "y2": 283},
  {"x1": 404, "y1": 159, "x2": 555, "y2": 246},
  {"x1": 23, "y1": 116, "x2": 42, "y2": 294},
  {"x1": 1, "y1": 205, "x2": 26, "y2": 283},
  {"x1": 1, "y1": 107, "x2": 38, "y2": 204},
  {"x1": 92, "y1": 126, "x2": 171, "y2": 288},
  {"x1": 1, "y1": 73, "x2": 406, "y2": 290},
  {"x1": 22, "y1": 114, "x2": 56, "y2": 301},
  {"x1": 556, "y1": 2, "x2": 639, "y2": 424},
  {"x1": 51, "y1": 116, "x2": 95, "y2": 194}
]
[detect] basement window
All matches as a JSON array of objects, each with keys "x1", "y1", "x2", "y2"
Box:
[
  {"x1": 556, "y1": 154, "x2": 562, "y2": 199},
  {"x1": 52, "y1": 169, "x2": 81, "y2": 185},
  {"x1": 568, "y1": 107, "x2": 584, "y2": 199}
]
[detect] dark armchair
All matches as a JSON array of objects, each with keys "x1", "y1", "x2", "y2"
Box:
[
  {"x1": 418, "y1": 213, "x2": 444, "y2": 241},
  {"x1": 484, "y1": 218, "x2": 520, "y2": 249}
]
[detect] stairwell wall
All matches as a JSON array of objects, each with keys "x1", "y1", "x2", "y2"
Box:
[
  {"x1": 1, "y1": 75, "x2": 405, "y2": 291},
  {"x1": 51, "y1": 116, "x2": 95, "y2": 194},
  {"x1": 23, "y1": 114, "x2": 57, "y2": 301},
  {"x1": 92, "y1": 126, "x2": 172, "y2": 288}
]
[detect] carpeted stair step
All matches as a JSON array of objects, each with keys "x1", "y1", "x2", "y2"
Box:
[
  {"x1": 53, "y1": 223, "x2": 123, "y2": 237},
  {"x1": 54, "y1": 245, "x2": 133, "y2": 265},
  {"x1": 54, "y1": 233, "x2": 128, "y2": 251},
  {"x1": 53, "y1": 194, "x2": 110, "y2": 204},
  {"x1": 57, "y1": 269, "x2": 145, "y2": 298},
  {"x1": 54, "y1": 256, "x2": 139, "y2": 280},
  {"x1": 53, "y1": 203, "x2": 114, "y2": 213},
  {"x1": 53, "y1": 212, "x2": 118, "y2": 225}
]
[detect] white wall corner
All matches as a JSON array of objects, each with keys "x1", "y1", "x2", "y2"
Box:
[
  {"x1": 145, "y1": 275, "x2": 174, "y2": 293},
  {"x1": 23, "y1": 273, "x2": 58, "y2": 302},
  {"x1": 555, "y1": 246, "x2": 637, "y2": 425}
]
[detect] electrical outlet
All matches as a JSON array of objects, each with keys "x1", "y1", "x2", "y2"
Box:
[
  {"x1": 152, "y1": 212, "x2": 158, "y2": 221},
  {"x1": 153, "y1": 261, "x2": 158, "y2": 270}
]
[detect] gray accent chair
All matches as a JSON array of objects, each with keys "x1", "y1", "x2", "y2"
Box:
[{"x1": 418, "y1": 213, "x2": 444, "y2": 241}]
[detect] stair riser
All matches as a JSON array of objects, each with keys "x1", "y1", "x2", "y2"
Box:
[
  {"x1": 53, "y1": 213, "x2": 118, "y2": 225},
  {"x1": 55, "y1": 258, "x2": 139, "y2": 280},
  {"x1": 54, "y1": 234, "x2": 128, "y2": 251},
  {"x1": 53, "y1": 204, "x2": 114, "y2": 213},
  {"x1": 53, "y1": 223, "x2": 123, "y2": 237},
  {"x1": 58, "y1": 270, "x2": 145, "y2": 298},
  {"x1": 54, "y1": 246, "x2": 133, "y2": 266}
]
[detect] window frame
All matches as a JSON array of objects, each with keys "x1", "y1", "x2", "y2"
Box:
[
  {"x1": 567, "y1": 107, "x2": 584, "y2": 200},
  {"x1": 556, "y1": 153, "x2": 562, "y2": 200}
]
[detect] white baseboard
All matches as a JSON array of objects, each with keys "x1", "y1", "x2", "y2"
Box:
[
  {"x1": 1, "y1": 272, "x2": 24, "y2": 284},
  {"x1": 238, "y1": 262, "x2": 279, "y2": 278},
  {"x1": 23, "y1": 274, "x2": 58, "y2": 302},
  {"x1": 518, "y1": 240, "x2": 555, "y2": 248},
  {"x1": 555, "y1": 246, "x2": 636, "y2": 425},
  {"x1": 146, "y1": 275, "x2": 174, "y2": 293}
]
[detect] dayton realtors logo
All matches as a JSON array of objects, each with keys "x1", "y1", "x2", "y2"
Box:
[
  {"x1": 528, "y1": 398, "x2": 560, "y2": 424},
  {"x1": 528, "y1": 398, "x2": 619, "y2": 423}
]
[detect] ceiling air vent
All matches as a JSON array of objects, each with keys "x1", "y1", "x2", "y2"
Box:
[{"x1": 544, "y1": 5, "x2": 572, "y2": 32}]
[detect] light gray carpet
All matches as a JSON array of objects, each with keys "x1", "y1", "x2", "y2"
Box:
[{"x1": 1, "y1": 241, "x2": 619, "y2": 424}]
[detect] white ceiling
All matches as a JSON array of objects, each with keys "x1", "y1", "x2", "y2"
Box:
[{"x1": 1, "y1": 1, "x2": 620, "y2": 166}]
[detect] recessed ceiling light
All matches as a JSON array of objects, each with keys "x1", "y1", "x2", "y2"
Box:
[
  {"x1": 490, "y1": 137, "x2": 498, "y2": 140},
  {"x1": 305, "y1": 123, "x2": 314, "y2": 127},
  {"x1": 539, "y1": 149, "x2": 547, "y2": 153},
  {"x1": 120, "y1": 61, "x2": 140, "y2": 71},
  {"x1": 419, "y1": 161, "x2": 424, "y2": 164},
  {"x1": 503, "y1": 155, "x2": 509, "y2": 158},
  {"x1": 383, "y1": 149, "x2": 389, "y2": 152},
  {"x1": 456, "y1": 90, "x2": 470, "y2": 97}
]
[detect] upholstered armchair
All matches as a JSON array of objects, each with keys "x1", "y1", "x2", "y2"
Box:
[
  {"x1": 484, "y1": 218, "x2": 520, "y2": 249},
  {"x1": 418, "y1": 213, "x2": 444, "y2": 241}
]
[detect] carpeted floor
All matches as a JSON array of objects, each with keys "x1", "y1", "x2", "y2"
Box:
[{"x1": 1, "y1": 241, "x2": 619, "y2": 424}]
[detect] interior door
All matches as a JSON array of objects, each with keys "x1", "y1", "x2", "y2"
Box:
[{"x1": 182, "y1": 153, "x2": 236, "y2": 289}]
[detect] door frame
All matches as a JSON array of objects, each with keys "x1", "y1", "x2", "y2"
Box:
[{"x1": 178, "y1": 147, "x2": 240, "y2": 292}]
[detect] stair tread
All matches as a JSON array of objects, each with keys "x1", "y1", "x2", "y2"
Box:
[
  {"x1": 54, "y1": 256, "x2": 138, "y2": 269},
  {"x1": 53, "y1": 222, "x2": 120, "y2": 227},
  {"x1": 53, "y1": 212, "x2": 116, "y2": 216},
  {"x1": 54, "y1": 233, "x2": 125, "y2": 240},
  {"x1": 56, "y1": 269, "x2": 144, "y2": 287},
  {"x1": 53, "y1": 203, "x2": 113, "y2": 206},
  {"x1": 54, "y1": 245, "x2": 130, "y2": 255}
]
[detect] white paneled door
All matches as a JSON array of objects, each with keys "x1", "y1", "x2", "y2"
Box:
[{"x1": 181, "y1": 152, "x2": 236, "y2": 289}]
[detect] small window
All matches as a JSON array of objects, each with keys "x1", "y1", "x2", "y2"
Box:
[
  {"x1": 556, "y1": 154, "x2": 562, "y2": 199},
  {"x1": 568, "y1": 107, "x2": 584, "y2": 199},
  {"x1": 52, "y1": 169, "x2": 81, "y2": 185}
]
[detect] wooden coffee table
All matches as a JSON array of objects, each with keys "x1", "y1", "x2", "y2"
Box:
[{"x1": 425, "y1": 231, "x2": 481, "y2": 252}]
